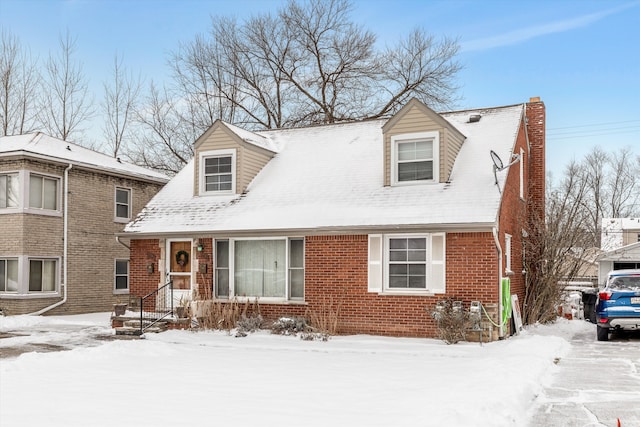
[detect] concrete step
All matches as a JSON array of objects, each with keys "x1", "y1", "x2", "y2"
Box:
[{"x1": 122, "y1": 320, "x2": 169, "y2": 333}]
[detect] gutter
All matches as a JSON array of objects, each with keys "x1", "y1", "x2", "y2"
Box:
[
  {"x1": 492, "y1": 227, "x2": 505, "y2": 338},
  {"x1": 29, "y1": 163, "x2": 72, "y2": 315}
]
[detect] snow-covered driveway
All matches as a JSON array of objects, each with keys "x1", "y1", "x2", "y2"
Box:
[{"x1": 528, "y1": 328, "x2": 640, "y2": 426}]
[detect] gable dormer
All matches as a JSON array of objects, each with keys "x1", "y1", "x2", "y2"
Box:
[
  {"x1": 193, "y1": 121, "x2": 277, "y2": 196},
  {"x1": 382, "y1": 98, "x2": 465, "y2": 186}
]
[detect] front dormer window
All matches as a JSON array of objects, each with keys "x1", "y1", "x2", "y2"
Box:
[
  {"x1": 199, "y1": 149, "x2": 236, "y2": 195},
  {"x1": 391, "y1": 131, "x2": 439, "y2": 185}
]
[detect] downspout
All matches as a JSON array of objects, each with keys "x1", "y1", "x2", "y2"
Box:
[
  {"x1": 492, "y1": 227, "x2": 505, "y2": 337},
  {"x1": 29, "y1": 164, "x2": 72, "y2": 315},
  {"x1": 116, "y1": 236, "x2": 130, "y2": 250}
]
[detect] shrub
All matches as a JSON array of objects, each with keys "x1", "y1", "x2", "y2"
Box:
[{"x1": 431, "y1": 298, "x2": 469, "y2": 344}]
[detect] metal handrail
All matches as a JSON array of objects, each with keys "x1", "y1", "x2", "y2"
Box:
[{"x1": 139, "y1": 281, "x2": 173, "y2": 335}]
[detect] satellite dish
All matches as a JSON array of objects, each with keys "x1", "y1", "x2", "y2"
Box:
[
  {"x1": 490, "y1": 150, "x2": 504, "y2": 170},
  {"x1": 490, "y1": 149, "x2": 521, "y2": 191}
]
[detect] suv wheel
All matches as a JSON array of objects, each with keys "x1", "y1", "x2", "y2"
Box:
[{"x1": 596, "y1": 326, "x2": 609, "y2": 341}]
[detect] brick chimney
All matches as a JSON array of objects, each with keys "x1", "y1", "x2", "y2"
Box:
[{"x1": 525, "y1": 97, "x2": 546, "y2": 223}]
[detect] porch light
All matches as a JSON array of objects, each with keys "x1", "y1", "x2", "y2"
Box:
[
  {"x1": 197, "y1": 239, "x2": 204, "y2": 252},
  {"x1": 147, "y1": 263, "x2": 155, "y2": 273}
]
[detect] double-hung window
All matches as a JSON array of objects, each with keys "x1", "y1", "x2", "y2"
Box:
[
  {"x1": 0, "y1": 173, "x2": 19, "y2": 208},
  {"x1": 28, "y1": 259, "x2": 57, "y2": 292},
  {"x1": 368, "y1": 233, "x2": 445, "y2": 294},
  {"x1": 215, "y1": 237, "x2": 304, "y2": 300},
  {"x1": 200, "y1": 149, "x2": 235, "y2": 195},
  {"x1": 114, "y1": 259, "x2": 129, "y2": 293},
  {"x1": 0, "y1": 259, "x2": 19, "y2": 292},
  {"x1": 391, "y1": 131, "x2": 439, "y2": 185},
  {"x1": 115, "y1": 187, "x2": 131, "y2": 221},
  {"x1": 29, "y1": 174, "x2": 59, "y2": 210}
]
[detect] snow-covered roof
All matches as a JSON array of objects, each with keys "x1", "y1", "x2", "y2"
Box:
[
  {"x1": 125, "y1": 104, "x2": 524, "y2": 235},
  {"x1": 221, "y1": 121, "x2": 279, "y2": 153},
  {"x1": 601, "y1": 218, "x2": 640, "y2": 251},
  {"x1": 0, "y1": 133, "x2": 169, "y2": 183}
]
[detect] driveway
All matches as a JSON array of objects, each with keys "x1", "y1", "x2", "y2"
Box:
[
  {"x1": 528, "y1": 327, "x2": 640, "y2": 426},
  {"x1": 0, "y1": 313, "x2": 118, "y2": 359}
]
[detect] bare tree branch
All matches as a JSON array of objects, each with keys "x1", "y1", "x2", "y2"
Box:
[
  {"x1": 38, "y1": 31, "x2": 94, "y2": 142},
  {"x1": 101, "y1": 53, "x2": 142, "y2": 157}
]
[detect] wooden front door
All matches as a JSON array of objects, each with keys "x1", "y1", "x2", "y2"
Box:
[{"x1": 167, "y1": 240, "x2": 192, "y2": 305}]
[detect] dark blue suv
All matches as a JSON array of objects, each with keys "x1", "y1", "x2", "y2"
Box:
[{"x1": 596, "y1": 269, "x2": 640, "y2": 341}]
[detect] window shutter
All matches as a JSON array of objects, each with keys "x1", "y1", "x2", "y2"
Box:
[
  {"x1": 430, "y1": 233, "x2": 446, "y2": 293},
  {"x1": 368, "y1": 234, "x2": 383, "y2": 293}
]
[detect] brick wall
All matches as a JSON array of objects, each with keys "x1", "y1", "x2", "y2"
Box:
[
  {"x1": 0, "y1": 158, "x2": 164, "y2": 315},
  {"x1": 129, "y1": 232, "x2": 501, "y2": 338},
  {"x1": 130, "y1": 239, "x2": 162, "y2": 299},
  {"x1": 525, "y1": 98, "x2": 546, "y2": 223}
]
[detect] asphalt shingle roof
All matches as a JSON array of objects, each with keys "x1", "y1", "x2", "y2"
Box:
[{"x1": 125, "y1": 104, "x2": 524, "y2": 235}]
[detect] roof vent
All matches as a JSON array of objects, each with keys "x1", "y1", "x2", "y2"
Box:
[
  {"x1": 66, "y1": 145, "x2": 71, "y2": 151},
  {"x1": 116, "y1": 157, "x2": 122, "y2": 163},
  {"x1": 469, "y1": 114, "x2": 481, "y2": 123}
]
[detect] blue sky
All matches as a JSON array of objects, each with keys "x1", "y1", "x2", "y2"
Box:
[{"x1": 1, "y1": 0, "x2": 638, "y2": 176}]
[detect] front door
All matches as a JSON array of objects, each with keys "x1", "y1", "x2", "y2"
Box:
[{"x1": 167, "y1": 240, "x2": 192, "y2": 306}]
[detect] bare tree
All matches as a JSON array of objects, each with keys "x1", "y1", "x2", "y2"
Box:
[
  {"x1": 147, "y1": 0, "x2": 461, "y2": 171},
  {"x1": 101, "y1": 54, "x2": 142, "y2": 157},
  {"x1": 38, "y1": 31, "x2": 94, "y2": 142},
  {"x1": 571, "y1": 146, "x2": 640, "y2": 247},
  {"x1": 0, "y1": 29, "x2": 40, "y2": 136},
  {"x1": 523, "y1": 161, "x2": 594, "y2": 324},
  {"x1": 523, "y1": 146, "x2": 640, "y2": 324},
  {"x1": 133, "y1": 82, "x2": 195, "y2": 174}
]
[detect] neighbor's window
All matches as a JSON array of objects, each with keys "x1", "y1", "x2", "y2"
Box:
[
  {"x1": 28, "y1": 259, "x2": 57, "y2": 292},
  {"x1": 29, "y1": 174, "x2": 59, "y2": 210},
  {"x1": 0, "y1": 173, "x2": 19, "y2": 208},
  {"x1": 215, "y1": 238, "x2": 304, "y2": 300},
  {"x1": 115, "y1": 187, "x2": 131, "y2": 220},
  {"x1": 0, "y1": 259, "x2": 19, "y2": 292},
  {"x1": 368, "y1": 233, "x2": 445, "y2": 294},
  {"x1": 200, "y1": 149, "x2": 235, "y2": 194},
  {"x1": 115, "y1": 259, "x2": 129, "y2": 293},
  {"x1": 391, "y1": 131, "x2": 439, "y2": 185}
]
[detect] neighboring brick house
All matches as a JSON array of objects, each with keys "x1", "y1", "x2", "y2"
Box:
[
  {"x1": 0, "y1": 133, "x2": 168, "y2": 315},
  {"x1": 123, "y1": 97, "x2": 546, "y2": 339}
]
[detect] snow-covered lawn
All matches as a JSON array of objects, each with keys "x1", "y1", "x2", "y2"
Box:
[{"x1": 0, "y1": 313, "x2": 592, "y2": 427}]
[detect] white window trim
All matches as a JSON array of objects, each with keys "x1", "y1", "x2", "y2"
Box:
[
  {"x1": 0, "y1": 170, "x2": 63, "y2": 217},
  {"x1": 114, "y1": 186, "x2": 132, "y2": 223},
  {"x1": 0, "y1": 257, "x2": 19, "y2": 293},
  {"x1": 114, "y1": 259, "x2": 130, "y2": 294},
  {"x1": 391, "y1": 131, "x2": 440, "y2": 186},
  {"x1": 0, "y1": 171, "x2": 21, "y2": 211},
  {"x1": 24, "y1": 171, "x2": 62, "y2": 217},
  {"x1": 369, "y1": 233, "x2": 446, "y2": 295},
  {"x1": 0, "y1": 255, "x2": 61, "y2": 298},
  {"x1": 505, "y1": 233, "x2": 513, "y2": 275},
  {"x1": 519, "y1": 148, "x2": 525, "y2": 200},
  {"x1": 215, "y1": 236, "x2": 305, "y2": 303},
  {"x1": 199, "y1": 149, "x2": 236, "y2": 196}
]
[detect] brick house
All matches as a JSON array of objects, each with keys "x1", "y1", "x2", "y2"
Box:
[
  {"x1": 0, "y1": 133, "x2": 168, "y2": 315},
  {"x1": 123, "y1": 97, "x2": 545, "y2": 338}
]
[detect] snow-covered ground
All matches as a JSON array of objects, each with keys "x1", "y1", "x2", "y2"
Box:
[{"x1": 0, "y1": 313, "x2": 594, "y2": 426}]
